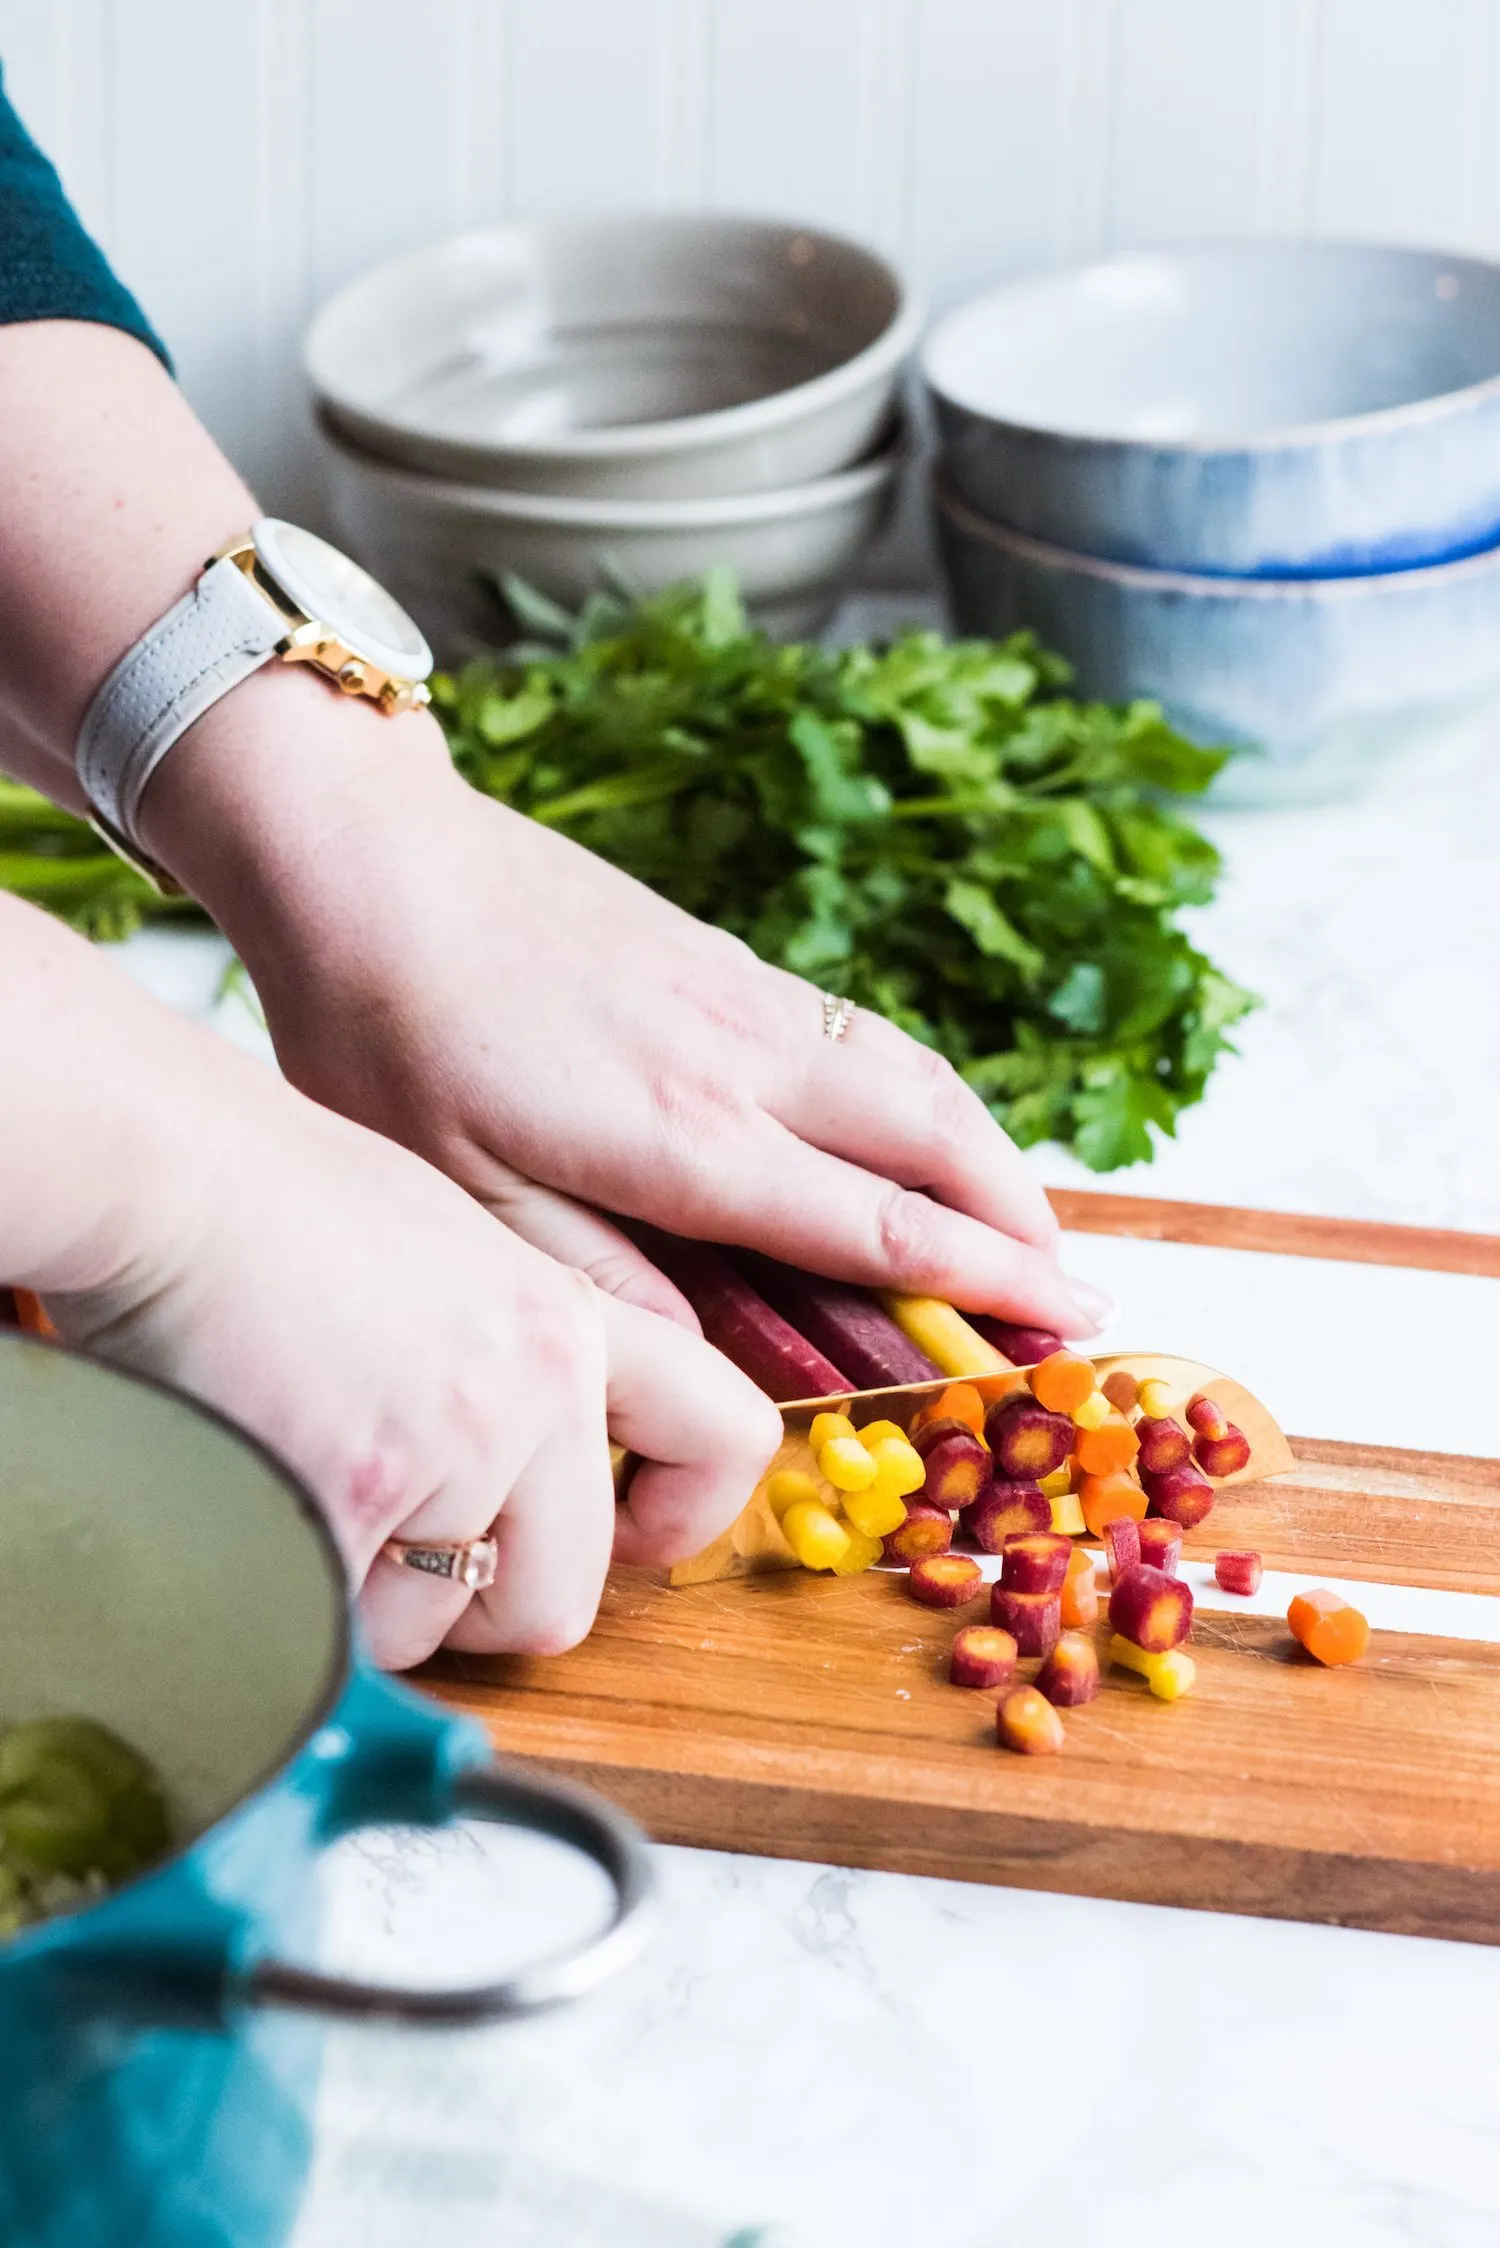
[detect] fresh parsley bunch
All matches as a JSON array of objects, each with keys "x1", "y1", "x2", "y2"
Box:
[{"x1": 436, "y1": 572, "x2": 1255, "y2": 1171}]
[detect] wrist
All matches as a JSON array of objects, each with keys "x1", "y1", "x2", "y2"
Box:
[
  {"x1": 134, "y1": 661, "x2": 463, "y2": 961},
  {"x1": 0, "y1": 899, "x2": 238, "y2": 1298}
]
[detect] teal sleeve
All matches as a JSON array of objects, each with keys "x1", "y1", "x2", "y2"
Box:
[{"x1": 0, "y1": 64, "x2": 171, "y2": 372}]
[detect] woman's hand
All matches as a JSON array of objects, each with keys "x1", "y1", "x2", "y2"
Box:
[
  {"x1": 0, "y1": 900, "x2": 780, "y2": 1669},
  {"x1": 144, "y1": 672, "x2": 1112, "y2": 1342},
  {"x1": 0, "y1": 323, "x2": 1103, "y2": 1335}
]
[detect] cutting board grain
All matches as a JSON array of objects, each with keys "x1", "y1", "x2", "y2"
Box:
[
  {"x1": 423, "y1": 1433, "x2": 1500, "y2": 1945},
  {"x1": 424, "y1": 1196, "x2": 1500, "y2": 1942}
]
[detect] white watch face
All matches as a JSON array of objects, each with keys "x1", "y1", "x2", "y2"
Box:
[{"x1": 252, "y1": 519, "x2": 433, "y2": 679}]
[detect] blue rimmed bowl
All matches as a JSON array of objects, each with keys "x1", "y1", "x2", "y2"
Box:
[
  {"x1": 924, "y1": 244, "x2": 1500, "y2": 580},
  {"x1": 934, "y1": 474, "x2": 1500, "y2": 806}
]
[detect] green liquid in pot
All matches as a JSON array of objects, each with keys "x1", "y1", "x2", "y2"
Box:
[{"x1": 0, "y1": 1716, "x2": 171, "y2": 1934}]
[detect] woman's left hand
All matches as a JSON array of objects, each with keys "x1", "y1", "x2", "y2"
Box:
[{"x1": 143, "y1": 669, "x2": 1111, "y2": 1339}]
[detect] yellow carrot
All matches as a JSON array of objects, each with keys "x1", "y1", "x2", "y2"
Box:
[{"x1": 880, "y1": 1293, "x2": 1013, "y2": 1378}]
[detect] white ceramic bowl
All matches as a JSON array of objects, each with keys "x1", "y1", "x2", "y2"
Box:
[
  {"x1": 925, "y1": 244, "x2": 1500, "y2": 578},
  {"x1": 933, "y1": 473, "x2": 1500, "y2": 805},
  {"x1": 308, "y1": 216, "x2": 922, "y2": 501},
  {"x1": 321, "y1": 417, "x2": 904, "y2": 652}
]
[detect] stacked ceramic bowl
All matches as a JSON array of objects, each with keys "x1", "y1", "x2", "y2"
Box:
[
  {"x1": 308, "y1": 216, "x2": 922, "y2": 656},
  {"x1": 924, "y1": 244, "x2": 1500, "y2": 802}
]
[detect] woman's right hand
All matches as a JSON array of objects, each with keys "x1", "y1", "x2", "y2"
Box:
[{"x1": 2, "y1": 902, "x2": 781, "y2": 1670}]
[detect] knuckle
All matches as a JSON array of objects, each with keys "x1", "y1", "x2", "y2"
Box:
[
  {"x1": 510, "y1": 1602, "x2": 600, "y2": 1659},
  {"x1": 518, "y1": 1271, "x2": 603, "y2": 1395},
  {"x1": 873, "y1": 1182, "x2": 947, "y2": 1281},
  {"x1": 923, "y1": 1053, "x2": 979, "y2": 1155},
  {"x1": 645, "y1": 1075, "x2": 755, "y2": 1219}
]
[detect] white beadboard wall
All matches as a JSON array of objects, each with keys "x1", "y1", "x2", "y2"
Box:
[{"x1": 3, "y1": 0, "x2": 1500, "y2": 538}]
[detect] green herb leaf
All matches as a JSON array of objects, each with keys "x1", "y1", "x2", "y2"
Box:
[{"x1": 434, "y1": 576, "x2": 1255, "y2": 1170}]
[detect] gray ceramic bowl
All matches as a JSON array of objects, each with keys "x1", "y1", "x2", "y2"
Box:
[
  {"x1": 933, "y1": 473, "x2": 1500, "y2": 805},
  {"x1": 924, "y1": 244, "x2": 1500, "y2": 579},
  {"x1": 308, "y1": 216, "x2": 922, "y2": 500},
  {"x1": 321, "y1": 416, "x2": 903, "y2": 653}
]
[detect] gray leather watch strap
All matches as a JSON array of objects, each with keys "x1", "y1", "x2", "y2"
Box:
[{"x1": 75, "y1": 555, "x2": 286, "y2": 849}]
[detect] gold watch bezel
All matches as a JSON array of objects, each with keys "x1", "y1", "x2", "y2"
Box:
[{"x1": 214, "y1": 536, "x2": 432, "y2": 716}]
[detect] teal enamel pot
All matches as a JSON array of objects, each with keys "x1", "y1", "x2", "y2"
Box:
[{"x1": 0, "y1": 1328, "x2": 654, "y2": 2248}]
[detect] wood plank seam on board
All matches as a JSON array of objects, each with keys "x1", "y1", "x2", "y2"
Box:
[
  {"x1": 1049, "y1": 1189, "x2": 1500, "y2": 1278},
  {"x1": 494, "y1": 1752, "x2": 1500, "y2": 1946}
]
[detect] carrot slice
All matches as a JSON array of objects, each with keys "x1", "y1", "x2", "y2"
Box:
[
  {"x1": 1078, "y1": 1472, "x2": 1149, "y2": 1539},
  {"x1": 912, "y1": 1382, "x2": 987, "y2": 1439},
  {"x1": 1288, "y1": 1588, "x2": 1370, "y2": 1667},
  {"x1": 1029, "y1": 1351, "x2": 1098, "y2": 1416},
  {"x1": 1072, "y1": 1417, "x2": 1141, "y2": 1477}
]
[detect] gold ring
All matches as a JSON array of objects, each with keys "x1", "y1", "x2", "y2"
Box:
[
  {"x1": 820, "y1": 992, "x2": 855, "y2": 1043},
  {"x1": 382, "y1": 1535, "x2": 498, "y2": 1591}
]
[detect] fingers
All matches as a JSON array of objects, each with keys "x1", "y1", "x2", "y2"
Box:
[
  {"x1": 359, "y1": 1277, "x2": 778, "y2": 1671},
  {"x1": 360, "y1": 1272, "x2": 617, "y2": 1670},
  {"x1": 685, "y1": 1116, "x2": 1110, "y2": 1336},
  {"x1": 444, "y1": 1410, "x2": 617, "y2": 1659},
  {"x1": 600, "y1": 1294, "x2": 782, "y2": 1570},
  {"x1": 476, "y1": 1172, "x2": 701, "y2": 1331},
  {"x1": 766, "y1": 977, "x2": 1060, "y2": 1255}
]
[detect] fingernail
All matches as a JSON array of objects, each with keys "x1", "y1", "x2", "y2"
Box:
[{"x1": 1064, "y1": 1277, "x2": 1117, "y2": 1333}]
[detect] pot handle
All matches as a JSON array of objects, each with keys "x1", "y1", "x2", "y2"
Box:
[{"x1": 242, "y1": 1760, "x2": 655, "y2": 2026}]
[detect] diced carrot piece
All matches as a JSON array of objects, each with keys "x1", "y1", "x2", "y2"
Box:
[
  {"x1": 1186, "y1": 1392, "x2": 1228, "y2": 1438},
  {"x1": 1108, "y1": 1635, "x2": 1197, "y2": 1701},
  {"x1": 781, "y1": 1501, "x2": 852, "y2": 1572},
  {"x1": 1214, "y1": 1549, "x2": 1263, "y2": 1597},
  {"x1": 856, "y1": 1418, "x2": 908, "y2": 1452},
  {"x1": 1102, "y1": 1516, "x2": 1141, "y2": 1582},
  {"x1": 810, "y1": 1412, "x2": 857, "y2": 1454},
  {"x1": 765, "y1": 1469, "x2": 830, "y2": 1520},
  {"x1": 1049, "y1": 1489, "x2": 1087, "y2": 1536},
  {"x1": 997, "y1": 1685, "x2": 1066, "y2": 1754},
  {"x1": 1059, "y1": 1566, "x2": 1099, "y2": 1631},
  {"x1": 865, "y1": 1436, "x2": 926, "y2": 1499},
  {"x1": 1101, "y1": 1370, "x2": 1139, "y2": 1414},
  {"x1": 1065, "y1": 1545, "x2": 1095, "y2": 1581},
  {"x1": 820, "y1": 1437, "x2": 878, "y2": 1493},
  {"x1": 1079, "y1": 1472, "x2": 1149, "y2": 1539},
  {"x1": 1287, "y1": 1589, "x2": 1370, "y2": 1667},
  {"x1": 907, "y1": 1554, "x2": 983, "y2": 1609},
  {"x1": 1073, "y1": 1417, "x2": 1141, "y2": 1478},
  {"x1": 1071, "y1": 1389, "x2": 1112, "y2": 1431},
  {"x1": 882, "y1": 1504, "x2": 953, "y2": 1564},
  {"x1": 829, "y1": 1528, "x2": 884, "y2": 1577},
  {"x1": 912, "y1": 1383, "x2": 987, "y2": 1439},
  {"x1": 1136, "y1": 1378, "x2": 1175, "y2": 1418},
  {"x1": 950, "y1": 1625, "x2": 1017, "y2": 1690},
  {"x1": 839, "y1": 1482, "x2": 909, "y2": 1540},
  {"x1": 1029, "y1": 1351, "x2": 1098, "y2": 1417}
]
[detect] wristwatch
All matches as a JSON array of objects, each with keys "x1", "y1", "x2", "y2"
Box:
[{"x1": 75, "y1": 519, "x2": 434, "y2": 893}]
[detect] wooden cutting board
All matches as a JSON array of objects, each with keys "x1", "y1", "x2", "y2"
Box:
[{"x1": 422, "y1": 1192, "x2": 1500, "y2": 1947}]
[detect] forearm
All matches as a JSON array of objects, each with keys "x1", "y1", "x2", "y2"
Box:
[
  {"x1": 0, "y1": 322, "x2": 256, "y2": 809},
  {"x1": 0, "y1": 892, "x2": 215, "y2": 1293},
  {"x1": 0, "y1": 318, "x2": 461, "y2": 919}
]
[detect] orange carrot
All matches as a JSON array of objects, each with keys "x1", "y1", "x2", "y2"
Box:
[
  {"x1": 1288, "y1": 1589, "x2": 1370, "y2": 1667},
  {"x1": 1059, "y1": 1559, "x2": 1099, "y2": 1630},
  {"x1": 1078, "y1": 1472, "x2": 1149, "y2": 1539},
  {"x1": 13, "y1": 1289, "x2": 56, "y2": 1339},
  {"x1": 1029, "y1": 1351, "x2": 1098, "y2": 1417},
  {"x1": 911, "y1": 1382, "x2": 987, "y2": 1439},
  {"x1": 1072, "y1": 1417, "x2": 1141, "y2": 1478}
]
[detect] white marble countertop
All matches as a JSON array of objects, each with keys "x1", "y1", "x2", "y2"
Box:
[{"x1": 112, "y1": 694, "x2": 1500, "y2": 2248}]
